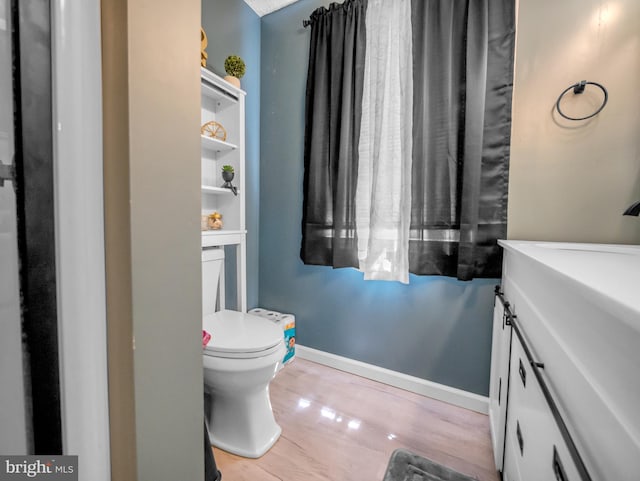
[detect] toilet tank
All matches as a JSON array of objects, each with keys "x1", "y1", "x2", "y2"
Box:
[{"x1": 202, "y1": 247, "x2": 225, "y2": 316}]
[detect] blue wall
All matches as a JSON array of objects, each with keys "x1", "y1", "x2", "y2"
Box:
[
  {"x1": 202, "y1": 0, "x2": 261, "y2": 308},
  {"x1": 203, "y1": 0, "x2": 498, "y2": 396},
  {"x1": 259, "y1": 0, "x2": 497, "y2": 396}
]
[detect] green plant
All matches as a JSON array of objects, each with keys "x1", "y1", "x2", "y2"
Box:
[
  {"x1": 224, "y1": 55, "x2": 246, "y2": 79},
  {"x1": 221, "y1": 165, "x2": 234, "y2": 173}
]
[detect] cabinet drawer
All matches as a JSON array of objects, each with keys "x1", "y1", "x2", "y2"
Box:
[
  {"x1": 488, "y1": 289, "x2": 513, "y2": 471},
  {"x1": 502, "y1": 424, "x2": 523, "y2": 481},
  {"x1": 505, "y1": 333, "x2": 583, "y2": 481}
]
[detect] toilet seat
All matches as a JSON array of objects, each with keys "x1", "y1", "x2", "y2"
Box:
[{"x1": 203, "y1": 310, "x2": 283, "y2": 359}]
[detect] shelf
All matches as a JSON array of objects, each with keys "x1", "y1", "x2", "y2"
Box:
[
  {"x1": 201, "y1": 68, "x2": 245, "y2": 109},
  {"x1": 202, "y1": 229, "x2": 246, "y2": 247},
  {"x1": 201, "y1": 135, "x2": 237, "y2": 153},
  {"x1": 201, "y1": 82, "x2": 237, "y2": 110},
  {"x1": 201, "y1": 185, "x2": 237, "y2": 195}
]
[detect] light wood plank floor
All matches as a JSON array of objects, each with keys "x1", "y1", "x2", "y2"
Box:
[{"x1": 212, "y1": 358, "x2": 499, "y2": 481}]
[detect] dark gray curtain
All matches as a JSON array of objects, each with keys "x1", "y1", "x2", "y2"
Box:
[
  {"x1": 301, "y1": 0, "x2": 515, "y2": 281},
  {"x1": 410, "y1": 0, "x2": 515, "y2": 280},
  {"x1": 301, "y1": 0, "x2": 367, "y2": 267}
]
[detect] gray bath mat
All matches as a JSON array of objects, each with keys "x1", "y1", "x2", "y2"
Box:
[{"x1": 383, "y1": 449, "x2": 477, "y2": 481}]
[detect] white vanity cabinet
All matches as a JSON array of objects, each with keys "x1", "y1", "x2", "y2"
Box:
[
  {"x1": 491, "y1": 240, "x2": 640, "y2": 481},
  {"x1": 502, "y1": 327, "x2": 582, "y2": 481},
  {"x1": 488, "y1": 288, "x2": 512, "y2": 471},
  {"x1": 200, "y1": 68, "x2": 247, "y2": 310}
]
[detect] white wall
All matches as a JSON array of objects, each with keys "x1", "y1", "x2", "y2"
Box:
[
  {"x1": 102, "y1": 0, "x2": 204, "y2": 479},
  {"x1": 128, "y1": 0, "x2": 204, "y2": 477},
  {"x1": 508, "y1": 0, "x2": 640, "y2": 243}
]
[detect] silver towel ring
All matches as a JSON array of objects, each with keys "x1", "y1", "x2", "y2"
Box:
[{"x1": 555, "y1": 80, "x2": 608, "y2": 121}]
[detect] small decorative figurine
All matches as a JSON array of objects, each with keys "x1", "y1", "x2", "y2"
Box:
[
  {"x1": 201, "y1": 28, "x2": 208, "y2": 67},
  {"x1": 208, "y1": 211, "x2": 223, "y2": 230}
]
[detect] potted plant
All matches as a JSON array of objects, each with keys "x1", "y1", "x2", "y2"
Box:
[
  {"x1": 221, "y1": 164, "x2": 234, "y2": 182},
  {"x1": 223, "y1": 55, "x2": 245, "y2": 88},
  {"x1": 221, "y1": 165, "x2": 238, "y2": 196}
]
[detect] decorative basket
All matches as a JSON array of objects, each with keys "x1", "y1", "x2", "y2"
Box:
[{"x1": 201, "y1": 120, "x2": 227, "y2": 141}]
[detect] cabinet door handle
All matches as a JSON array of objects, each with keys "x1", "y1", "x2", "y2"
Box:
[
  {"x1": 516, "y1": 421, "x2": 524, "y2": 455},
  {"x1": 498, "y1": 377, "x2": 502, "y2": 405},
  {"x1": 519, "y1": 358, "x2": 526, "y2": 387},
  {"x1": 553, "y1": 446, "x2": 568, "y2": 481}
]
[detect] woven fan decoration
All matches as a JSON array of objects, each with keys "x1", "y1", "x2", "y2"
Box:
[{"x1": 201, "y1": 120, "x2": 227, "y2": 141}]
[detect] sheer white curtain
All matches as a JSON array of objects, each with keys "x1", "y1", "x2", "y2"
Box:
[{"x1": 355, "y1": 0, "x2": 413, "y2": 283}]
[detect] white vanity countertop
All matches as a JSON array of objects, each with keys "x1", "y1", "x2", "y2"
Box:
[{"x1": 499, "y1": 240, "x2": 640, "y2": 331}]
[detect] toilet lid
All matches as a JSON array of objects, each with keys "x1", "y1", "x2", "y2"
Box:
[{"x1": 202, "y1": 310, "x2": 283, "y2": 357}]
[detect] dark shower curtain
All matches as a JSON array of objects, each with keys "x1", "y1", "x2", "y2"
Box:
[
  {"x1": 301, "y1": 0, "x2": 515, "y2": 281},
  {"x1": 410, "y1": 0, "x2": 515, "y2": 279},
  {"x1": 301, "y1": 0, "x2": 367, "y2": 268}
]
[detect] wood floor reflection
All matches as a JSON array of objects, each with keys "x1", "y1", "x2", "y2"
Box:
[{"x1": 212, "y1": 358, "x2": 499, "y2": 481}]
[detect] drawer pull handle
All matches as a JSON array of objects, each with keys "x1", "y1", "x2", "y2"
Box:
[
  {"x1": 516, "y1": 421, "x2": 524, "y2": 455},
  {"x1": 553, "y1": 446, "x2": 568, "y2": 481},
  {"x1": 519, "y1": 358, "x2": 526, "y2": 387}
]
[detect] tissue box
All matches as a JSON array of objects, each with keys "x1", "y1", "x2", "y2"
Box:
[
  {"x1": 249, "y1": 308, "x2": 296, "y2": 365},
  {"x1": 280, "y1": 314, "x2": 296, "y2": 365}
]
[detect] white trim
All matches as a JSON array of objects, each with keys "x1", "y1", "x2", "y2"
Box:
[
  {"x1": 0, "y1": 5, "x2": 28, "y2": 451},
  {"x1": 52, "y1": 1, "x2": 111, "y2": 479},
  {"x1": 295, "y1": 345, "x2": 489, "y2": 414}
]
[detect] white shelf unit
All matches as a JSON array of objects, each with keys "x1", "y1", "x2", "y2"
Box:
[{"x1": 200, "y1": 67, "x2": 247, "y2": 311}]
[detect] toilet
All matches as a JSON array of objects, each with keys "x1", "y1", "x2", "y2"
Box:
[{"x1": 201, "y1": 247, "x2": 285, "y2": 458}]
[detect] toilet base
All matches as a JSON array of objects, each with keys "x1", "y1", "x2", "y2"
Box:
[
  {"x1": 204, "y1": 362, "x2": 284, "y2": 458},
  {"x1": 202, "y1": 338, "x2": 286, "y2": 459},
  {"x1": 207, "y1": 424, "x2": 282, "y2": 459}
]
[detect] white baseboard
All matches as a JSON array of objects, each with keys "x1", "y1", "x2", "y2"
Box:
[{"x1": 295, "y1": 345, "x2": 489, "y2": 414}]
